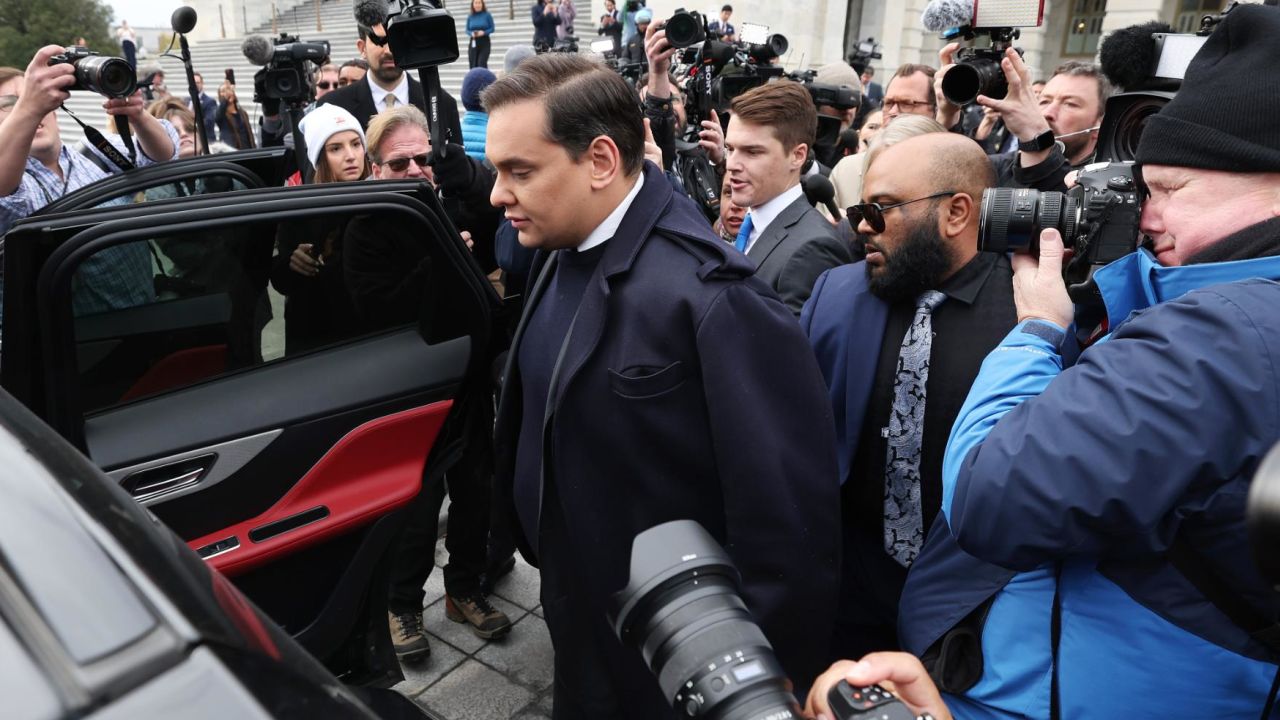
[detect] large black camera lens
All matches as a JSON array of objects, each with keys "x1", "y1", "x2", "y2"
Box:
[
  {"x1": 746, "y1": 34, "x2": 788, "y2": 63},
  {"x1": 665, "y1": 10, "x2": 706, "y2": 49},
  {"x1": 75, "y1": 55, "x2": 137, "y2": 98},
  {"x1": 978, "y1": 188, "x2": 1079, "y2": 255},
  {"x1": 610, "y1": 520, "x2": 799, "y2": 720},
  {"x1": 941, "y1": 55, "x2": 1006, "y2": 106}
]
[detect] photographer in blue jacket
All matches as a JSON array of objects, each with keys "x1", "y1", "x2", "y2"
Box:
[{"x1": 934, "y1": 5, "x2": 1280, "y2": 717}]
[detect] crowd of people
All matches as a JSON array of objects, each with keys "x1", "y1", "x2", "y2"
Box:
[{"x1": 3, "y1": 2, "x2": 1280, "y2": 719}]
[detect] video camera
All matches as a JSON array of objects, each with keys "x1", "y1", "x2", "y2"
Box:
[
  {"x1": 48, "y1": 47, "x2": 136, "y2": 99},
  {"x1": 245, "y1": 33, "x2": 330, "y2": 103},
  {"x1": 381, "y1": 0, "x2": 459, "y2": 69},
  {"x1": 921, "y1": 0, "x2": 1044, "y2": 106},
  {"x1": 847, "y1": 37, "x2": 882, "y2": 70},
  {"x1": 612, "y1": 520, "x2": 932, "y2": 720}
]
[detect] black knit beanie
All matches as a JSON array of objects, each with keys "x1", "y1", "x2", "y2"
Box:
[{"x1": 1136, "y1": 4, "x2": 1280, "y2": 173}]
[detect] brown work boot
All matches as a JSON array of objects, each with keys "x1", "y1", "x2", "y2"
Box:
[
  {"x1": 388, "y1": 610, "x2": 430, "y2": 662},
  {"x1": 445, "y1": 592, "x2": 513, "y2": 639}
]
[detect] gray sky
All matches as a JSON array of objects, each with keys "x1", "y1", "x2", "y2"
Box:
[{"x1": 109, "y1": 0, "x2": 179, "y2": 27}]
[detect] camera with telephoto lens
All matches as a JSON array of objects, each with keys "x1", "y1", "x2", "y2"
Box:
[
  {"x1": 384, "y1": 0, "x2": 459, "y2": 69},
  {"x1": 978, "y1": 161, "x2": 1142, "y2": 290},
  {"x1": 611, "y1": 520, "x2": 931, "y2": 720},
  {"x1": 940, "y1": 29, "x2": 1023, "y2": 106},
  {"x1": 925, "y1": 0, "x2": 1046, "y2": 106},
  {"x1": 253, "y1": 33, "x2": 330, "y2": 102},
  {"x1": 48, "y1": 47, "x2": 136, "y2": 98},
  {"x1": 663, "y1": 8, "x2": 706, "y2": 49}
]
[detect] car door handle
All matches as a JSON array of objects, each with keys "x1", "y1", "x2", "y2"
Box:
[{"x1": 121, "y1": 454, "x2": 215, "y2": 502}]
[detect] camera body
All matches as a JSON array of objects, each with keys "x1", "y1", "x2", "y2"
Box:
[
  {"x1": 624, "y1": 0, "x2": 645, "y2": 12},
  {"x1": 48, "y1": 47, "x2": 136, "y2": 98},
  {"x1": 384, "y1": 0, "x2": 459, "y2": 70},
  {"x1": 257, "y1": 34, "x2": 330, "y2": 102},
  {"x1": 978, "y1": 161, "x2": 1142, "y2": 288}
]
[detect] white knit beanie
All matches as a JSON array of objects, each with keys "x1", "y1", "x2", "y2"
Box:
[{"x1": 299, "y1": 104, "x2": 366, "y2": 167}]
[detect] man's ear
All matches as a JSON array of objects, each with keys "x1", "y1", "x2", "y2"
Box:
[
  {"x1": 791, "y1": 141, "x2": 809, "y2": 171},
  {"x1": 587, "y1": 134, "x2": 624, "y2": 190},
  {"x1": 357, "y1": 38, "x2": 367, "y2": 57},
  {"x1": 943, "y1": 192, "x2": 977, "y2": 238}
]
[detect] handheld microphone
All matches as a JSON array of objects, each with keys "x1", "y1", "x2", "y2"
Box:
[
  {"x1": 353, "y1": 0, "x2": 387, "y2": 28},
  {"x1": 241, "y1": 34, "x2": 275, "y2": 65},
  {"x1": 921, "y1": 0, "x2": 974, "y2": 33},
  {"x1": 802, "y1": 174, "x2": 842, "y2": 221},
  {"x1": 172, "y1": 6, "x2": 209, "y2": 155}
]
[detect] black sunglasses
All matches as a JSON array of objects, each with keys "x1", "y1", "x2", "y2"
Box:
[
  {"x1": 316, "y1": 81, "x2": 334, "y2": 90},
  {"x1": 847, "y1": 191, "x2": 958, "y2": 234},
  {"x1": 381, "y1": 153, "x2": 430, "y2": 172}
]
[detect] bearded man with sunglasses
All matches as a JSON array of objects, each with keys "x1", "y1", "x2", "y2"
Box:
[{"x1": 800, "y1": 131, "x2": 1016, "y2": 664}]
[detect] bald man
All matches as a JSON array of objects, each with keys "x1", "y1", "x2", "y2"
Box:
[{"x1": 799, "y1": 133, "x2": 1018, "y2": 662}]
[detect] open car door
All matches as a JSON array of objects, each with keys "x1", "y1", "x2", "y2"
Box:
[{"x1": 2, "y1": 177, "x2": 502, "y2": 686}]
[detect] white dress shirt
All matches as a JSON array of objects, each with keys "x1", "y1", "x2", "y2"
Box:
[
  {"x1": 367, "y1": 73, "x2": 410, "y2": 113},
  {"x1": 577, "y1": 172, "x2": 645, "y2": 252},
  {"x1": 743, "y1": 182, "x2": 804, "y2": 254}
]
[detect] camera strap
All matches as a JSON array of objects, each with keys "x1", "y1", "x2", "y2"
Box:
[{"x1": 59, "y1": 104, "x2": 137, "y2": 173}]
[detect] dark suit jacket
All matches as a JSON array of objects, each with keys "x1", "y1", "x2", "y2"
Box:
[
  {"x1": 747, "y1": 193, "x2": 853, "y2": 314},
  {"x1": 318, "y1": 75, "x2": 463, "y2": 144},
  {"x1": 194, "y1": 92, "x2": 218, "y2": 144},
  {"x1": 493, "y1": 162, "x2": 841, "y2": 708},
  {"x1": 864, "y1": 80, "x2": 884, "y2": 108}
]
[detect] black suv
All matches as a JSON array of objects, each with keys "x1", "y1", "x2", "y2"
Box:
[{"x1": 0, "y1": 147, "x2": 506, "y2": 695}]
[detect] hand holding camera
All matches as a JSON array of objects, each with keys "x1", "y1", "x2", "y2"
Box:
[
  {"x1": 974, "y1": 46, "x2": 1052, "y2": 161},
  {"x1": 805, "y1": 653, "x2": 951, "y2": 720},
  {"x1": 16, "y1": 46, "x2": 77, "y2": 122}
]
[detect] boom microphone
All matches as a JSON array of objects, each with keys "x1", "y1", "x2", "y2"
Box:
[
  {"x1": 242, "y1": 34, "x2": 275, "y2": 65},
  {"x1": 1098, "y1": 21, "x2": 1175, "y2": 91},
  {"x1": 171, "y1": 6, "x2": 198, "y2": 34},
  {"x1": 353, "y1": 0, "x2": 387, "y2": 28},
  {"x1": 921, "y1": 0, "x2": 974, "y2": 33}
]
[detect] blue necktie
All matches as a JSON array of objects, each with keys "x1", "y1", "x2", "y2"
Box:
[
  {"x1": 734, "y1": 213, "x2": 754, "y2": 253},
  {"x1": 884, "y1": 289, "x2": 947, "y2": 567}
]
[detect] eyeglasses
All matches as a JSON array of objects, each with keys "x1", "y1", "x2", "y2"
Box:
[
  {"x1": 847, "y1": 191, "x2": 958, "y2": 234},
  {"x1": 316, "y1": 81, "x2": 334, "y2": 90},
  {"x1": 380, "y1": 153, "x2": 430, "y2": 172},
  {"x1": 882, "y1": 98, "x2": 932, "y2": 112}
]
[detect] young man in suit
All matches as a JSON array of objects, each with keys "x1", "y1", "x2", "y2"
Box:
[
  {"x1": 486, "y1": 53, "x2": 840, "y2": 719},
  {"x1": 318, "y1": 22, "x2": 463, "y2": 142},
  {"x1": 725, "y1": 80, "x2": 853, "y2": 313}
]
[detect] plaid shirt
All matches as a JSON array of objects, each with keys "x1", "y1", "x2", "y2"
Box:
[{"x1": 0, "y1": 120, "x2": 180, "y2": 316}]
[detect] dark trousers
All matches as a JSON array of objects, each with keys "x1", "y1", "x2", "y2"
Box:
[
  {"x1": 387, "y1": 394, "x2": 493, "y2": 612},
  {"x1": 829, "y1": 524, "x2": 908, "y2": 662},
  {"x1": 468, "y1": 36, "x2": 491, "y2": 68}
]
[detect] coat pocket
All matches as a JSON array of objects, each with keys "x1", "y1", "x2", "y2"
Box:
[{"x1": 608, "y1": 361, "x2": 688, "y2": 399}]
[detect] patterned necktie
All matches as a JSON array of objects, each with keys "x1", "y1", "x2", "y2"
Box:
[
  {"x1": 735, "y1": 213, "x2": 754, "y2": 253},
  {"x1": 384, "y1": 94, "x2": 398, "y2": 110},
  {"x1": 883, "y1": 289, "x2": 947, "y2": 567}
]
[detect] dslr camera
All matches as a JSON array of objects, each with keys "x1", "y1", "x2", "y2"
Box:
[
  {"x1": 612, "y1": 520, "x2": 931, "y2": 720},
  {"x1": 978, "y1": 161, "x2": 1142, "y2": 290},
  {"x1": 923, "y1": 0, "x2": 1046, "y2": 106},
  {"x1": 663, "y1": 8, "x2": 706, "y2": 49},
  {"x1": 255, "y1": 33, "x2": 330, "y2": 102},
  {"x1": 48, "y1": 47, "x2": 136, "y2": 99}
]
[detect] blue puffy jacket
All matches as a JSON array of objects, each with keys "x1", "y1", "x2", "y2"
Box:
[
  {"x1": 461, "y1": 110, "x2": 488, "y2": 162},
  {"x1": 931, "y1": 244, "x2": 1280, "y2": 718}
]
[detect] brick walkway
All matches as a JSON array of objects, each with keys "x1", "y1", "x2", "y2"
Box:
[{"x1": 393, "y1": 541, "x2": 555, "y2": 719}]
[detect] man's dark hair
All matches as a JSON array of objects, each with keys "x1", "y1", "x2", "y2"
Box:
[
  {"x1": 890, "y1": 63, "x2": 937, "y2": 110},
  {"x1": 731, "y1": 80, "x2": 817, "y2": 152},
  {"x1": 481, "y1": 54, "x2": 645, "y2": 175},
  {"x1": 863, "y1": 66, "x2": 875, "y2": 78},
  {"x1": 342, "y1": 57, "x2": 370, "y2": 70},
  {"x1": 721, "y1": 4, "x2": 733, "y2": 11},
  {"x1": 1050, "y1": 60, "x2": 1112, "y2": 118}
]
